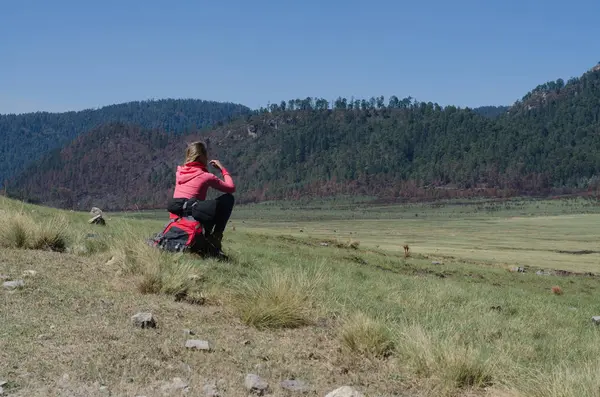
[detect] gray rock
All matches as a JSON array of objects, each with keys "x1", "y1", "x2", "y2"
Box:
[
  {"x1": 22, "y1": 270, "x2": 37, "y2": 277},
  {"x1": 131, "y1": 312, "x2": 156, "y2": 329},
  {"x1": 432, "y1": 261, "x2": 442, "y2": 265},
  {"x1": 0, "y1": 386, "x2": 3, "y2": 395},
  {"x1": 320, "y1": 242, "x2": 329, "y2": 247},
  {"x1": 325, "y1": 386, "x2": 365, "y2": 397},
  {"x1": 280, "y1": 379, "x2": 309, "y2": 393},
  {"x1": 203, "y1": 383, "x2": 220, "y2": 397},
  {"x1": 185, "y1": 339, "x2": 210, "y2": 351},
  {"x1": 90, "y1": 207, "x2": 103, "y2": 216},
  {"x1": 0, "y1": 275, "x2": 11, "y2": 281},
  {"x1": 3, "y1": 280, "x2": 24, "y2": 290},
  {"x1": 161, "y1": 377, "x2": 189, "y2": 393},
  {"x1": 99, "y1": 385, "x2": 111, "y2": 396},
  {"x1": 89, "y1": 214, "x2": 106, "y2": 225},
  {"x1": 183, "y1": 329, "x2": 195, "y2": 336},
  {"x1": 245, "y1": 374, "x2": 268, "y2": 395},
  {"x1": 592, "y1": 316, "x2": 600, "y2": 325}
]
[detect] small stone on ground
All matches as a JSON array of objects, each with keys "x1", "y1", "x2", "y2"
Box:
[
  {"x1": 592, "y1": 316, "x2": 600, "y2": 324},
  {"x1": 161, "y1": 377, "x2": 189, "y2": 393},
  {"x1": 131, "y1": 312, "x2": 156, "y2": 329},
  {"x1": 325, "y1": 386, "x2": 365, "y2": 397},
  {"x1": 183, "y1": 329, "x2": 195, "y2": 335},
  {"x1": 3, "y1": 280, "x2": 24, "y2": 290},
  {"x1": 203, "y1": 382, "x2": 219, "y2": 397},
  {"x1": 280, "y1": 379, "x2": 309, "y2": 393},
  {"x1": 185, "y1": 339, "x2": 210, "y2": 351},
  {"x1": 245, "y1": 374, "x2": 269, "y2": 395}
]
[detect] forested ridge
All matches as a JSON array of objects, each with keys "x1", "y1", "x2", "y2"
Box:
[
  {"x1": 0, "y1": 99, "x2": 251, "y2": 184},
  {"x1": 5, "y1": 64, "x2": 600, "y2": 210}
]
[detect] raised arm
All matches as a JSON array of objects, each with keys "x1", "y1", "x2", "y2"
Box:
[{"x1": 208, "y1": 160, "x2": 236, "y2": 193}]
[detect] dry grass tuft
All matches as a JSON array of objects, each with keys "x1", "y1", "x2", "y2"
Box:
[
  {"x1": 399, "y1": 325, "x2": 494, "y2": 395},
  {"x1": 31, "y1": 215, "x2": 69, "y2": 252},
  {"x1": 108, "y1": 229, "x2": 200, "y2": 299},
  {"x1": 0, "y1": 213, "x2": 36, "y2": 248},
  {"x1": 334, "y1": 239, "x2": 360, "y2": 249},
  {"x1": 0, "y1": 212, "x2": 69, "y2": 252},
  {"x1": 502, "y1": 362, "x2": 600, "y2": 397},
  {"x1": 340, "y1": 312, "x2": 395, "y2": 358},
  {"x1": 231, "y1": 267, "x2": 323, "y2": 329}
]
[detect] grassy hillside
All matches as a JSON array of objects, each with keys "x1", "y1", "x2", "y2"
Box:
[
  {"x1": 0, "y1": 99, "x2": 251, "y2": 185},
  {"x1": 8, "y1": 65, "x2": 600, "y2": 210},
  {"x1": 2, "y1": 196, "x2": 600, "y2": 396}
]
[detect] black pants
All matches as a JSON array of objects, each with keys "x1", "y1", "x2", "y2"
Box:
[
  {"x1": 167, "y1": 194, "x2": 235, "y2": 235},
  {"x1": 194, "y1": 193, "x2": 235, "y2": 236}
]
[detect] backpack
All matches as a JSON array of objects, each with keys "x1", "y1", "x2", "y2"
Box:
[
  {"x1": 148, "y1": 217, "x2": 203, "y2": 253},
  {"x1": 147, "y1": 216, "x2": 225, "y2": 259}
]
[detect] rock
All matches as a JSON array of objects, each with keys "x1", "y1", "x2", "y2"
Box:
[
  {"x1": 89, "y1": 214, "x2": 106, "y2": 226},
  {"x1": 99, "y1": 385, "x2": 110, "y2": 396},
  {"x1": 3, "y1": 280, "x2": 24, "y2": 290},
  {"x1": 183, "y1": 329, "x2": 195, "y2": 335},
  {"x1": 185, "y1": 339, "x2": 210, "y2": 351},
  {"x1": 592, "y1": 316, "x2": 600, "y2": 325},
  {"x1": 131, "y1": 312, "x2": 156, "y2": 329},
  {"x1": 106, "y1": 257, "x2": 117, "y2": 266},
  {"x1": 161, "y1": 377, "x2": 189, "y2": 393},
  {"x1": 0, "y1": 275, "x2": 11, "y2": 281},
  {"x1": 280, "y1": 379, "x2": 309, "y2": 393},
  {"x1": 0, "y1": 381, "x2": 6, "y2": 387},
  {"x1": 0, "y1": 386, "x2": 3, "y2": 395},
  {"x1": 22, "y1": 270, "x2": 37, "y2": 277},
  {"x1": 245, "y1": 374, "x2": 268, "y2": 395},
  {"x1": 325, "y1": 386, "x2": 365, "y2": 397},
  {"x1": 90, "y1": 207, "x2": 103, "y2": 216},
  {"x1": 432, "y1": 261, "x2": 442, "y2": 265},
  {"x1": 203, "y1": 383, "x2": 220, "y2": 397},
  {"x1": 38, "y1": 333, "x2": 51, "y2": 340},
  {"x1": 320, "y1": 242, "x2": 329, "y2": 247}
]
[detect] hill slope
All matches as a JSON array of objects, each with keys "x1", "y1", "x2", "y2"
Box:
[
  {"x1": 0, "y1": 99, "x2": 251, "y2": 185},
  {"x1": 7, "y1": 65, "x2": 600, "y2": 209}
]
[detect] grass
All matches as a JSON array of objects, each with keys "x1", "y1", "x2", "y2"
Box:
[
  {"x1": 2, "y1": 195, "x2": 600, "y2": 396},
  {"x1": 231, "y1": 267, "x2": 323, "y2": 329},
  {"x1": 340, "y1": 312, "x2": 395, "y2": 358},
  {"x1": 0, "y1": 211, "x2": 69, "y2": 252}
]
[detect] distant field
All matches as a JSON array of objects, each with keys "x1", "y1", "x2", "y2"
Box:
[{"x1": 121, "y1": 197, "x2": 600, "y2": 273}]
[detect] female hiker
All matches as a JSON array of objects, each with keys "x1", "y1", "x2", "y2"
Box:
[{"x1": 167, "y1": 141, "x2": 236, "y2": 250}]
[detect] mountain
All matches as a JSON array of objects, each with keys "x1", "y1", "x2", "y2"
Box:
[
  {"x1": 6, "y1": 65, "x2": 600, "y2": 209},
  {"x1": 0, "y1": 99, "x2": 251, "y2": 185}
]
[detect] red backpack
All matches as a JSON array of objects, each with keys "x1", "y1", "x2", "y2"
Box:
[{"x1": 148, "y1": 217, "x2": 203, "y2": 253}]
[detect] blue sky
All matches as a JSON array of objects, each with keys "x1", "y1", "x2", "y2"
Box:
[{"x1": 1, "y1": 0, "x2": 599, "y2": 114}]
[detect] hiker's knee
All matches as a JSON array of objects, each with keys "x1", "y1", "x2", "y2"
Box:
[{"x1": 220, "y1": 193, "x2": 235, "y2": 208}]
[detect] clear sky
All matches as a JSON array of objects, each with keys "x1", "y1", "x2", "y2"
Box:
[{"x1": 1, "y1": 0, "x2": 599, "y2": 114}]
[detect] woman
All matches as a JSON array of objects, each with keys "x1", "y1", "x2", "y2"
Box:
[{"x1": 169, "y1": 141, "x2": 235, "y2": 249}]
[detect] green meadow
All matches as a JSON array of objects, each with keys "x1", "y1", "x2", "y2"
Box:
[{"x1": 2, "y1": 196, "x2": 600, "y2": 397}]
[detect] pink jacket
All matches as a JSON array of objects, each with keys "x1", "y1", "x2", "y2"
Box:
[{"x1": 172, "y1": 162, "x2": 235, "y2": 201}]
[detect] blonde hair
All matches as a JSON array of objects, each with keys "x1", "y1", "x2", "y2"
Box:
[{"x1": 185, "y1": 141, "x2": 207, "y2": 164}]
